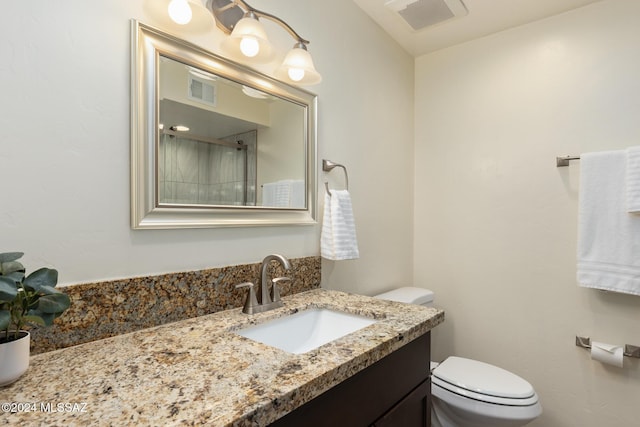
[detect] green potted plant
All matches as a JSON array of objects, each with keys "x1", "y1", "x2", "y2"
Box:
[{"x1": 0, "y1": 252, "x2": 70, "y2": 386}]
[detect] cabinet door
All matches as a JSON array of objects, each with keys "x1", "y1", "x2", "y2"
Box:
[
  {"x1": 373, "y1": 379, "x2": 430, "y2": 427},
  {"x1": 270, "y1": 333, "x2": 430, "y2": 427}
]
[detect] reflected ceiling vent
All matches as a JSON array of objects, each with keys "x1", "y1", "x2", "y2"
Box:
[
  {"x1": 385, "y1": 0, "x2": 468, "y2": 31},
  {"x1": 188, "y1": 75, "x2": 217, "y2": 107}
]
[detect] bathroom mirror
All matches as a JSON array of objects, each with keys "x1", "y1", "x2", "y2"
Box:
[{"x1": 131, "y1": 21, "x2": 317, "y2": 228}]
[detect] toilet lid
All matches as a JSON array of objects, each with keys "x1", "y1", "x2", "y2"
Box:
[
  {"x1": 432, "y1": 357, "x2": 536, "y2": 401},
  {"x1": 374, "y1": 287, "x2": 434, "y2": 305}
]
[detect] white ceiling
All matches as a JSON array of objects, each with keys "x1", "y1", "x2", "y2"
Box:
[{"x1": 353, "y1": 0, "x2": 604, "y2": 56}]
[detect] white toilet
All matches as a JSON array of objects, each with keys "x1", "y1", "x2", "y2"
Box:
[{"x1": 374, "y1": 287, "x2": 542, "y2": 427}]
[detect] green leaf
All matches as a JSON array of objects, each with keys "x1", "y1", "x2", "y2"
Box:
[
  {"x1": 0, "y1": 261, "x2": 25, "y2": 276},
  {"x1": 4, "y1": 271, "x2": 25, "y2": 282},
  {"x1": 23, "y1": 268, "x2": 58, "y2": 292},
  {"x1": 0, "y1": 252, "x2": 24, "y2": 263},
  {"x1": 0, "y1": 277, "x2": 18, "y2": 302},
  {"x1": 36, "y1": 293, "x2": 70, "y2": 314},
  {"x1": 26, "y1": 310, "x2": 55, "y2": 326},
  {"x1": 34, "y1": 285, "x2": 62, "y2": 296},
  {"x1": 0, "y1": 255, "x2": 69, "y2": 331},
  {"x1": 0, "y1": 253, "x2": 25, "y2": 276},
  {"x1": 0, "y1": 311, "x2": 10, "y2": 330},
  {"x1": 23, "y1": 314, "x2": 46, "y2": 327}
]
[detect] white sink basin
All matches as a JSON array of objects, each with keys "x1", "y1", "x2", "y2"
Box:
[{"x1": 236, "y1": 308, "x2": 377, "y2": 354}]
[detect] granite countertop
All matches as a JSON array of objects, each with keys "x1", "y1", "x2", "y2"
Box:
[{"x1": 0, "y1": 289, "x2": 444, "y2": 426}]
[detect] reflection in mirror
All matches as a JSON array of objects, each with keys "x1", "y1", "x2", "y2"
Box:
[
  {"x1": 131, "y1": 21, "x2": 317, "y2": 228},
  {"x1": 158, "y1": 56, "x2": 306, "y2": 208}
]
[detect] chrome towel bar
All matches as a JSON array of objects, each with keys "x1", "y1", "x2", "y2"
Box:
[{"x1": 556, "y1": 155, "x2": 581, "y2": 167}]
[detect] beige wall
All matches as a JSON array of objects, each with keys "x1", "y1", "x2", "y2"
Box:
[
  {"x1": 414, "y1": 0, "x2": 640, "y2": 425},
  {"x1": 0, "y1": 0, "x2": 414, "y2": 287}
]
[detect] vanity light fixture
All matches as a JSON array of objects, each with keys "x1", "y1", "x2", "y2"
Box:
[
  {"x1": 147, "y1": 0, "x2": 321, "y2": 85},
  {"x1": 274, "y1": 42, "x2": 321, "y2": 84},
  {"x1": 221, "y1": 10, "x2": 274, "y2": 63},
  {"x1": 144, "y1": 0, "x2": 214, "y2": 33},
  {"x1": 211, "y1": 0, "x2": 322, "y2": 85},
  {"x1": 169, "y1": 125, "x2": 190, "y2": 132}
]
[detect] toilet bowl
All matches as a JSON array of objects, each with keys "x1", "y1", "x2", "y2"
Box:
[{"x1": 374, "y1": 287, "x2": 542, "y2": 427}]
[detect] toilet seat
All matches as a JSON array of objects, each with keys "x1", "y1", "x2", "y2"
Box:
[{"x1": 432, "y1": 357, "x2": 539, "y2": 406}]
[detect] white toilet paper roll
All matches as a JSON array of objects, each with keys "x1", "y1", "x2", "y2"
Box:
[{"x1": 591, "y1": 341, "x2": 624, "y2": 368}]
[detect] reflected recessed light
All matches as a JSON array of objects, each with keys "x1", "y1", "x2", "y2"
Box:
[{"x1": 242, "y1": 85, "x2": 269, "y2": 99}]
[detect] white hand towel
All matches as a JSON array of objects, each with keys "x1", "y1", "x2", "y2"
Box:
[
  {"x1": 321, "y1": 190, "x2": 359, "y2": 261},
  {"x1": 626, "y1": 146, "x2": 640, "y2": 213},
  {"x1": 262, "y1": 180, "x2": 292, "y2": 207},
  {"x1": 274, "y1": 180, "x2": 292, "y2": 207},
  {"x1": 290, "y1": 180, "x2": 305, "y2": 208},
  {"x1": 577, "y1": 150, "x2": 640, "y2": 295},
  {"x1": 262, "y1": 182, "x2": 277, "y2": 206}
]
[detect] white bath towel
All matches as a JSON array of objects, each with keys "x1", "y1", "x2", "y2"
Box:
[
  {"x1": 626, "y1": 146, "x2": 640, "y2": 213},
  {"x1": 577, "y1": 150, "x2": 640, "y2": 295},
  {"x1": 321, "y1": 190, "x2": 359, "y2": 261}
]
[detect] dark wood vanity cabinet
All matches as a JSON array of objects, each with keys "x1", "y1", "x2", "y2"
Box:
[
  {"x1": 373, "y1": 378, "x2": 431, "y2": 426},
  {"x1": 270, "y1": 332, "x2": 431, "y2": 427}
]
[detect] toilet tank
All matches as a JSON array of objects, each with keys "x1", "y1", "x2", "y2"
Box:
[{"x1": 374, "y1": 287, "x2": 435, "y2": 306}]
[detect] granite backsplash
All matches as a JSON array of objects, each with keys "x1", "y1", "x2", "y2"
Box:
[{"x1": 29, "y1": 256, "x2": 320, "y2": 354}]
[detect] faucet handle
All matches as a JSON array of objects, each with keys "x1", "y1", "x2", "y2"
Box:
[
  {"x1": 271, "y1": 277, "x2": 291, "y2": 303},
  {"x1": 235, "y1": 282, "x2": 259, "y2": 314}
]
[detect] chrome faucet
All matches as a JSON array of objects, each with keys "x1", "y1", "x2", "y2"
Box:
[
  {"x1": 236, "y1": 254, "x2": 292, "y2": 314},
  {"x1": 260, "y1": 254, "x2": 291, "y2": 305}
]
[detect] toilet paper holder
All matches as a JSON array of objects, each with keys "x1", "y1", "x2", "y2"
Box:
[{"x1": 575, "y1": 336, "x2": 640, "y2": 358}]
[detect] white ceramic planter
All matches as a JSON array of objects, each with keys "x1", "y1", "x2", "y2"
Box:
[{"x1": 0, "y1": 331, "x2": 30, "y2": 387}]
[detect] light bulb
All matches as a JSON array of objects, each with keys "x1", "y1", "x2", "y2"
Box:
[
  {"x1": 168, "y1": 0, "x2": 192, "y2": 25},
  {"x1": 287, "y1": 68, "x2": 305, "y2": 82},
  {"x1": 239, "y1": 37, "x2": 260, "y2": 58}
]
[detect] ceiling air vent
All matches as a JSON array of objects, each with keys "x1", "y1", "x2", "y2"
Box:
[
  {"x1": 188, "y1": 75, "x2": 217, "y2": 107},
  {"x1": 385, "y1": 0, "x2": 468, "y2": 31}
]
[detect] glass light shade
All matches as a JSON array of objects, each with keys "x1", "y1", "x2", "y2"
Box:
[
  {"x1": 221, "y1": 14, "x2": 274, "y2": 64},
  {"x1": 275, "y1": 45, "x2": 322, "y2": 86},
  {"x1": 143, "y1": 0, "x2": 213, "y2": 33},
  {"x1": 168, "y1": 0, "x2": 192, "y2": 25}
]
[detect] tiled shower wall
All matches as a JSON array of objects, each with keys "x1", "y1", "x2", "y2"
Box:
[{"x1": 158, "y1": 130, "x2": 257, "y2": 206}]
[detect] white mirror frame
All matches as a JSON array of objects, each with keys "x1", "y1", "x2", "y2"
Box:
[{"x1": 130, "y1": 21, "x2": 317, "y2": 229}]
